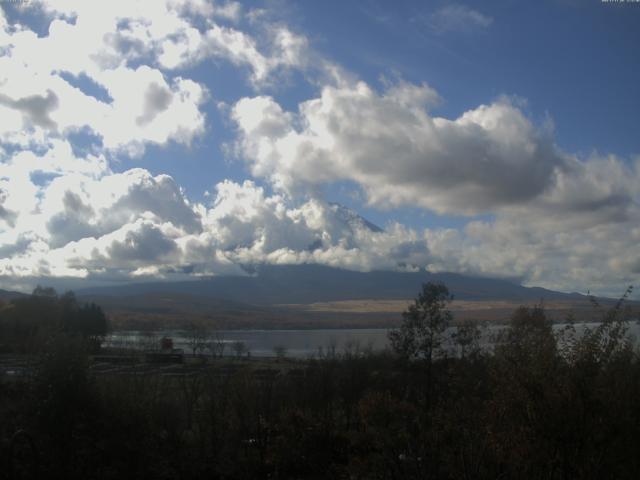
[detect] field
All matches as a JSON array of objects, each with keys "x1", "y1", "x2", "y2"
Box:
[{"x1": 102, "y1": 296, "x2": 638, "y2": 331}]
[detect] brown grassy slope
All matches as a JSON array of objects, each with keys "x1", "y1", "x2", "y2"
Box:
[{"x1": 104, "y1": 297, "x2": 639, "y2": 331}]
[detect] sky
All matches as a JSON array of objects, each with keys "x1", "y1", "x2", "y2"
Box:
[{"x1": 0, "y1": 0, "x2": 639, "y2": 297}]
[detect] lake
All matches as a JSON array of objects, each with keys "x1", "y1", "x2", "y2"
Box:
[{"x1": 104, "y1": 321, "x2": 640, "y2": 358}]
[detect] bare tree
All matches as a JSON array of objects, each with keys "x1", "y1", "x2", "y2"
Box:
[
  {"x1": 185, "y1": 321, "x2": 209, "y2": 357},
  {"x1": 207, "y1": 330, "x2": 227, "y2": 358}
]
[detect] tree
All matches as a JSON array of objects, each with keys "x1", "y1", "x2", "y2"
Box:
[
  {"x1": 388, "y1": 282, "x2": 453, "y2": 414},
  {"x1": 32, "y1": 285, "x2": 58, "y2": 298},
  {"x1": 495, "y1": 304, "x2": 556, "y2": 365},
  {"x1": 185, "y1": 321, "x2": 210, "y2": 357},
  {"x1": 65, "y1": 301, "x2": 109, "y2": 339},
  {"x1": 208, "y1": 331, "x2": 227, "y2": 358},
  {"x1": 232, "y1": 340, "x2": 248, "y2": 359},
  {"x1": 388, "y1": 282, "x2": 453, "y2": 362},
  {"x1": 452, "y1": 319, "x2": 483, "y2": 359}
]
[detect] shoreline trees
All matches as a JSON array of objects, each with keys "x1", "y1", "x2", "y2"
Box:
[{"x1": 0, "y1": 287, "x2": 108, "y2": 353}]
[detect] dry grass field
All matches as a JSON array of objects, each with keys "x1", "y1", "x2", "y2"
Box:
[
  {"x1": 278, "y1": 298, "x2": 638, "y2": 325},
  {"x1": 103, "y1": 297, "x2": 639, "y2": 331}
]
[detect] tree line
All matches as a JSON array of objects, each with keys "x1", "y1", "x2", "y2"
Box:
[{"x1": 0, "y1": 286, "x2": 108, "y2": 353}]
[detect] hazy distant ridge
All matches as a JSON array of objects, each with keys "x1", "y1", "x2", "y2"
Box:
[{"x1": 77, "y1": 264, "x2": 586, "y2": 304}]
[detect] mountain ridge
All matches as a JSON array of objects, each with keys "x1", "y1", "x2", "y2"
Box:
[
  {"x1": 0, "y1": 289, "x2": 28, "y2": 301},
  {"x1": 77, "y1": 263, "x2": 587, "y2": 305}
]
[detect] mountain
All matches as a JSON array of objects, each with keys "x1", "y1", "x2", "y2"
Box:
[
  {"x1": 78, "y1": 264, "x2": 585, "y2": 305},
  {"x1": 328, "y1": 202, "x2": 384, "y2": 233},
  {"x1": 71, "y1": 205, "x2": 597, "y2": 325},
  {"x1": 0, "y1": 289, "x2": 28, "y2": 301}
]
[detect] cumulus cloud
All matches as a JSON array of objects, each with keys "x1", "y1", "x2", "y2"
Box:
[
  {"x1": 16, "y1": 159, "x2": 629, "y2": 296},
  {"x1": 1, "y1": 66, "x2": 634, "y2": 296},
  {"x1": 0, "y1": 149, "x2": 431, "y2": 283},
  {"x1": 135, "y1": 83, "x2": 174, "y2": 127},
  {"x1": 0, "y1": 20, "x2": 207, "y2": 154},
  {"x1": 0, "y1": 191, "x2": 17, "y2": 228},
  {"x1": 0, "y1": 0, "x2": 325, "y2": 287},
  {"x1": 0, "y1": 132, "x2": 637, "y2": 296},
  {"x1": 524, "y1": 154, "x2": 640, "y2": 227},
  {"x1": 59, "y1": 217, "x2": 182, "y2": 272},
  {"x1": 423, "y1": 204, "x2": 640, "y2": 297},
  {"x1": 40, "y1": 168, "x2": 203, "y2": 248},
  {"x1": 0, "y1": 89, "x2": 60, "y2": 130},
  {"x1": 232, "y1": 82, "x2": 565, "y2": 214},
  {"x1": 157, "y1": 22, "x2": 309, "y2": 86},
  {"x1": 0, "y1": 0, "x2": 311, "y2": 156},
  {"x1": 229, "y1": 78, "x2": 640, "y2": 294},
  {"x1": 177, "y1": 180, "x2": 431, "y2": 274}
]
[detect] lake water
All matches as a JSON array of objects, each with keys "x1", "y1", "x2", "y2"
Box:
[
  {"x1": 105, "y1": 328, "x2": 390, "y2": 358},
  {"x1": 104, "y1": 321, "x2": 640, "y2": 358}
]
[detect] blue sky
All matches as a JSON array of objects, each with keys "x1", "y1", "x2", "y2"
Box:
[{"x1": 0, "y1": 0, "x2": 638, "y2": 296}]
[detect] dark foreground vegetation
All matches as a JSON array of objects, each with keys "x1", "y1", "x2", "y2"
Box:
[{"x1": 1, "y1": 284, "x2": 639, "y2": 479}]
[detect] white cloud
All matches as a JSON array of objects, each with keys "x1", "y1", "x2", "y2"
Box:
[
  {"x1": 427, "y1": 5, "x2": 493, "y2": 34},
  {"x1": 41, "y1": 168, "x2": 203, "y2": 246},
  {"x1": 157, "y1": 22, "x2": 309, "y2": 85},
  {"x1": 7, "y1": 70, "x2": 632, "y2": 294},
  {"x1": 0, "y1": 135, "x2": 637, "y2": 296},
  {"x1": 0, "y1": 0, "x2": 311, "y2": 157},
  {"x1": 232, "y1": 82, "x2": 565, "y2": 214},
  {"x1": 229, "y1": 78, "x2": 640, "y2": 295},
  {"x1": 0, "y1": 0, "x2": 324, "y2": 286},
  {"x1": 422, "y1": 204, "x2": 640, "y2": 297},
  {"x1": 58, "y1": 217, "x2": 182, "y2": 271},
  {"x1": 0, "y1": 15, "x2": 208, "y2": 155},
  {"x1": 0, "y1": 137, "x2": 432, "y2": 282},
  {"x1": 178, "y1": 180, "x2": 430, "y2": 275}
]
